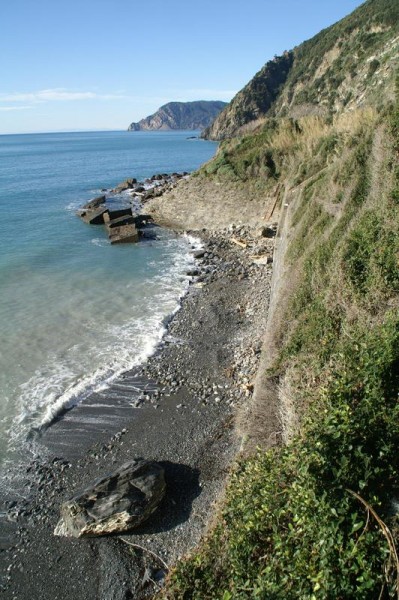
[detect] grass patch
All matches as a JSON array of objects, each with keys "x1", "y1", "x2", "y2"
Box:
[{"x1": 344, "y1": 210, "x2": 399, "y2": 298}]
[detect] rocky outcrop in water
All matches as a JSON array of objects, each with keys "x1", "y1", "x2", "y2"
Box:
[
  {"x1": 82, "y1": 195, "x2": 106, "y2": 210},
  {"x1": 54, "y1": 459, "x2": 166, "y2": 537},
  {"x1": 128, "y1": 101, "x2": 227, "y2": 131},
  {"x1": 113, "y1": 178, "x2": 137, "y2": 193}
]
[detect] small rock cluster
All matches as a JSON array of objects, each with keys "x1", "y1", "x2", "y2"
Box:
[
  {"x1": 5, "y1": 457, "x2": 71, "y2": 527},
  {"x1": 112, "y1": 173, "x2": 189, "y2": 204}
]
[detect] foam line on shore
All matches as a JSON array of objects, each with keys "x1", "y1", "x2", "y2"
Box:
[{"x1": 7, "y1": 233, "x2": 202, "y2": 453}]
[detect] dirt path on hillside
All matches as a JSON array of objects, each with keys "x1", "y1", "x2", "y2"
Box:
[{"x1": 145, "y1": 175, "x2": 278, "y2": 231}]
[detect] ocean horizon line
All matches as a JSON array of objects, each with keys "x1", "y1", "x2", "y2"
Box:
[
  {"x1": 0, "y1": 128, "x2": 204, "y2": 137},
  {"x1": 0, "y1": 128, "x2": 125, "y2": 137}
]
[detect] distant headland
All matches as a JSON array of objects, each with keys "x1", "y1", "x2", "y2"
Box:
[{"x1": 127, "y1": 100, "x2": 227, "y2": 131}]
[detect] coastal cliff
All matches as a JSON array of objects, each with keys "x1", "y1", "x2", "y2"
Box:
[
  {"x1": 202, "y1": 53, "x2": 294, "y2": 141},
  {"x1": 147, "y1": 0, "x2": 399, "y2": 596},
  {"x1": 203, "y1": 0, "x2": 399, "y2": 140},
  {"x1": 127, "y1": 100, "x2": 227, "y2": 131}
]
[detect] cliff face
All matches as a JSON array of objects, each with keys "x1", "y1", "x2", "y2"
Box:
[
  {"x1": 204, "y1": 0, "x2": 399, "y2": 140},
  {"x1": 127, "y1": 101, "x2": 227, "y2": 131},
  {"x1": 202, "y1": 53, "x2": 294, "y2": 140}
]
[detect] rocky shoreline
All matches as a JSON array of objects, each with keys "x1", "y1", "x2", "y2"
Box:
[{"x1": 0, "y1": 215, "x2": 274, "y2": 599}]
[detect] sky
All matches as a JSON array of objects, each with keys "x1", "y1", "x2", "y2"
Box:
[{"x1": 0, "y1": 0, "x2": 365, "y2": 134}]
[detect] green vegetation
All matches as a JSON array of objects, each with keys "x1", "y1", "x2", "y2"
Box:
[
  {"x1": 201, "y1": 123, "x2": 279, "y2": 181},
  {"x1": 165, "y1": 317, "x2": 399, "y2": 597},
  {"x1": 285, "y1": 0, "x2": 399, "y2": 103},
  {"x1": 165, "y1": 311, "x2": 399, "y2": 598},
  {"x1": 161, "y1": 77, "x2": 399, "y2": 598},
  {"x1": 278, "y1": 0, "x2": 399, "y2": 115}
]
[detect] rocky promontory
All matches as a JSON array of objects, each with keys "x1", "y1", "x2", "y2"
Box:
[{"x1": 128, "y1": 101, "x2": 227, "y2": 131}]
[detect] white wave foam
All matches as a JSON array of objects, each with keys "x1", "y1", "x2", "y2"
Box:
[
  {"x1": 183, "y1": 232, "x2": 203, "y2": 250},
  {"x1": 7, "y1": 233, "x2": 195, "y2": 450},
  {"x1": 65, "y1": 200, "x2": 82, "y2": 212},
  {"x1": 91, "y1": 237, "x2": 110, "y2": 247}
]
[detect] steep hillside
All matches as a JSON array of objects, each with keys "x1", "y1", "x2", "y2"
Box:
[
  {"x1": 164, "y1": 81, "x2": 399, "y2": 600},
  {"x1": 127, "y1": 100, "x2": 227, "y2": 131},
  {"x1": 150, "y1": 1, "x2": 399, "y2": 598},
  {"x1": 204, "y1": 0, "x2": 399, "y2": 140},
  {"x1": 201, "y1": 53, "x2": 294, "y2": 141}
]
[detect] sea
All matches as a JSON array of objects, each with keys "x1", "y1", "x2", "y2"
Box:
[{"x1": 0, "y1": 130, "x2": 217, "y2": 473}]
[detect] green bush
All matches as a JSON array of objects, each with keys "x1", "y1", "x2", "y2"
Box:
[
  {"x1": 343, "y1": 211, "x2": 382, "y2": 294},
  {"x1": 344, "y1": 210, "x2": 399, "y2": 297}
]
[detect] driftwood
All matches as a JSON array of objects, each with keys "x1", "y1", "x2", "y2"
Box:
[{"x1": 231, "y1": 237, "x2": 247, "y2": 249}]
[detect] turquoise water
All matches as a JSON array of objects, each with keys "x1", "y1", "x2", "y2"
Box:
[{"x1": 0, "y1": 130, "x2": 217, "y2": 466}]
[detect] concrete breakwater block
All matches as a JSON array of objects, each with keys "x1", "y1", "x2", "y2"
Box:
[
  {"x1": 106, "y1": 208, "x2": 133, "y2": 221},
  {"x1": 77, "y1": 203, "x2": 134, "y2": 226},
  {"x1": 76, "y1": 195, "x2": 107, "y2": 223},
  {"x1": 77, "y1": 204, "x2": 140, "y2": 243},
  {"x1": 54, "y1": 458, "x2": 165, "y2": 537},
  {"x1": 79, "y1": 206, "x2": 108, "y2": 225},
  {"x1": 108, "y1": 223, "x2": 139, "y2": 244},
  {"x1": 76, "y1": 188, "x2": 155, "y2": 243},
  {"x1": 105, "y1": 214, "x2": 135, "y2": 228},
  {"x1": 81, "y1": 195, "x2": 106, "y2": 211},
  {"x1": 104, "y1": 211, "x2": 140, "y2": 244}
]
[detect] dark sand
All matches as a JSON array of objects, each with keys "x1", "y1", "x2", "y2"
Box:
[{"x1": 0, "y1": 227, "x2": 273, "y2": 599}]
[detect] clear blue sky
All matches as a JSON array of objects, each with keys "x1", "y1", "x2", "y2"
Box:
[{"x1": 1, "y1": 0, "x2": 364, "y2": 134}]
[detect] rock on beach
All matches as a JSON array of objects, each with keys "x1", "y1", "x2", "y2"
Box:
[{"x1": 54, "y1": 459, "x2": 165, "y2": 538}]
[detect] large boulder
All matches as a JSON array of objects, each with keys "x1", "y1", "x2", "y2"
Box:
[
  {"x1": 257, "y1": 224, "x2": 277, "y2": 238},
  {"x1": 54, "y1": 459, "x2": 165, "y2": 538},
  {"x1": 134, "y1": 214, "x2": 153, "y2": 228}
]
